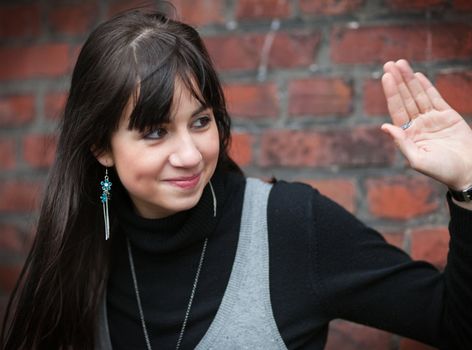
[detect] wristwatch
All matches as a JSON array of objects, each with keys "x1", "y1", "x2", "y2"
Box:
[{"x1": 449, "y1": 185, "x2": 472, "y2": 202}]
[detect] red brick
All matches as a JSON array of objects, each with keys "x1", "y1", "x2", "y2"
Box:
[
  {"x1": 382, "y1": 231, "x2": 405, "y2": 250},
  {"x1": 331, "y1": 24, "x2": 472, "y2": 64},
  {"x1": 173, "y1": 0, "x2": 224, "y2": 26},
  {"x1": 0, "y1": 44, "x2": 70, "y2": 81},
  {"x1": 224, "y1": 82, "x2": 278, "y2": 119},
  {"x1": 300, "y1": 0, "x2": 364, "y2": 16},
  {"x1": 204, "y1": 34, "x2": 263, "y2": 71},
  {"x1": 0, "y1": 181, "x2": 42, "y2": 212},
  {"x1": 0, "y1": 225, "x2": 27, "y2": 254},
  {"x1": 44, "y1": 92, "x2": 67, "y2": 120},
  {"x1": 366, "y1": 177, "x2": 439, "y2": 220},
  {"x1": 260, "y1": 127, "x2": 395, "y2": 167},
  {"x1": 0, "y1": 139, "x2": 16, "y2": 170},
  {"x1": 229, "y1": 133, "x2": 253, "y2": 167},
  {"x1": 301, "y1": 178, "x2": 356, "y2": 213},
  {"x1": 23, "y1": 134, "x2": 57, "y2": 168},
  {"x1": 49, "y1": 3, "x2": 98, "y2": 35},
  {"x1": 204, "y1": 30, "x2": 320, "y2": 71},
  {"x1": 0, "y1": 95, "x2": 35, "y2": 126},
  {"x1": 387, "y1": 0, "x2": 446, "y2": 10},
  {"x1": 453, "y1": 0, "x2": 472, "y2": 11},
  {"x1": 269, "y1": 31, "x2": 321, "y2": 68},
  {"x1": 0, "y1": 264, "x2": 23, "y2": 294},
  {"x1": 410, "y1": 227, "x2": 449, "y2": 269},
  {"x1": 0, "y1": 4, "x2": 40, "y2": 38},
  {"x1": 325, "y1": 320, "x2": 392, "y2": 350},
  {"x1": 364, "y1": 79, "x2": 389, "y2": 116},
  {"x1": 236, "y1": 0, "x2": 291, "y2": 20},
  {"x1": 400, "y1": 337, "x2": 438, "y2": 350},
  {"x1": 436, "y1": 71, "x2": 472, "y2": 114},
  {"x1": 108, "y1": 0, "x2": 154, "y2": 18},
  {"x1": 289, "y1": 77, "x2": 352, "y2": 116}
]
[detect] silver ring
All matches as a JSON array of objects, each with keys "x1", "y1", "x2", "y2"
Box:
[{"x1": 401, "y1": 120, "x2": 413, "y2": 130}]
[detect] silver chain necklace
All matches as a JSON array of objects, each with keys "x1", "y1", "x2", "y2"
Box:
[{"x1": 126, "y1": 182, "x2": 216, "y2": 350}]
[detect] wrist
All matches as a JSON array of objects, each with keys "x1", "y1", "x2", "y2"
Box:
[{"x1": 448, "y1": 184, "x2": 472, "y2": 203}]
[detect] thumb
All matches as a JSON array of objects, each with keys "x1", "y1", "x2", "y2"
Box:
[{"x1": 381, "y1": 123, "x2": 418, "y2": 165}]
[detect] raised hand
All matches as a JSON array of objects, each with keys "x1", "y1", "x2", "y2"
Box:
[{"x1": 381, "y1": 59, "x2": 472, "y2": 196}]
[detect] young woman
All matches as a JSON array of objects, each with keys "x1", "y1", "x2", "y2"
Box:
[{"x1": 2, "y1": 9, "x2": 471, "y2": 350}]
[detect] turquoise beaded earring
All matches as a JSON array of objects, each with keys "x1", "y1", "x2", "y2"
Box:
[{"x1": 100, "y1": 168, "x2": 112, "y2": 240}]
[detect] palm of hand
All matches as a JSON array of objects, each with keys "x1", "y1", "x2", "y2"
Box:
[{"x1": 381, "y1": 60, "x2": 472, "y2": 190}]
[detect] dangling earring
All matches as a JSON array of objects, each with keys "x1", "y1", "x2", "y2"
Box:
[
  {"x1": 209, "y1": 181, "x2": 216, "y2": 217},
  {"x1": 100, "y1": 168, "x2": 112, "y2": 240}
]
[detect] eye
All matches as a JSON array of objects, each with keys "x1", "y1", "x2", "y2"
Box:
[
  {"x1": 192, "y1": 115, "x2": 211, "y2": 129},
  {"x1": 143, "y1": 127, "x2": 167, "y2": 140}
]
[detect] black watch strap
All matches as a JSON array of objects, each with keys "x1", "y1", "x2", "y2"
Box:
[{"x1": 449, "y1": 185, "x2": 472, "y2": 202}]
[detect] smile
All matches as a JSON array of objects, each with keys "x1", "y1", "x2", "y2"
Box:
[{"x1": 165, "y1": 173, "x2": 202, "y2": 190}]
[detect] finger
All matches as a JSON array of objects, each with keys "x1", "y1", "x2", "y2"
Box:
[
  {"x1": 383, "y1": 61, "x2": 420, "y2": 118},
  {"x1": 414, "y1": 72, "x2": 452, "y2": 111},
  {"x1": 381, "y1": 72, "x2": 410, "y2": 126},
  {"x1": 381, "y1": 123, "x2": 419, "y2": 166},
  {"x1": 396, "y1": 59, "x2": 434, "y2": 114}
]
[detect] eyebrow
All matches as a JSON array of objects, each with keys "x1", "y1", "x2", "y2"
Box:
[{"x1": 191, "y1": 104, "x2": 209, "y2": 117}]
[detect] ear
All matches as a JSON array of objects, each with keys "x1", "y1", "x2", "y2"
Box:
[{"x1": 91, "y1": 147, "x2": 114, "y2": 167}]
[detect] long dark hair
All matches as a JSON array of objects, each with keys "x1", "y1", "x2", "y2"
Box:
[{"x1": 1, "y1": 9, "x2": 240, "y2": 349}]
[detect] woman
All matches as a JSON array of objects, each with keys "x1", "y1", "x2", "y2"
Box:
[{"x1": 2, "y1": 8, "x2": 471, "y2": 350}]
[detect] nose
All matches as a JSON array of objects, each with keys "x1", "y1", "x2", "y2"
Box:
[{"x1": 168, "y1": 133, "x2": 203, "y2": 168}]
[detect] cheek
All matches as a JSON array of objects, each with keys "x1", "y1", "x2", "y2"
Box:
[
  {"x1": 202, "y1": 129, "x2": 220, "y2": 162},
  {"x1": 114, "y1": 147, "x2": 165, "y2": 186}
]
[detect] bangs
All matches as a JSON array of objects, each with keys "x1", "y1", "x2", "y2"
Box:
[{"x1": 127, "y1": 31, "x2": 210, "y2": 132}]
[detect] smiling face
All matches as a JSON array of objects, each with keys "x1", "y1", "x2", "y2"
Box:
[{"x1": 97, "y1": 79, "x2": 220, "y2": 219}]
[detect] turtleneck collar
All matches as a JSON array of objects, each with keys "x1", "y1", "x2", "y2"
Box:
[{"x1": 112, "y1": 171, "x2": 225, "y2": 254}]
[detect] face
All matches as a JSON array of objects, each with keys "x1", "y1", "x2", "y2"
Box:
[{"x1": 97, "y1": 79, "x2": 220, "y2": 219}]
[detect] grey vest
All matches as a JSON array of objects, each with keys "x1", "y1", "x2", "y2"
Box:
[{"x1": 96, "y1": 178, "x2": 287, "y2": 349}]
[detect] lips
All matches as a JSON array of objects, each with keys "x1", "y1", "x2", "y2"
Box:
[{"x1": 165, "y1": 173, "x2": 201, "y2": 189}]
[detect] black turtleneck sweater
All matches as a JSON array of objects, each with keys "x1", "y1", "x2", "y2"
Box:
[{"x1": 106, "y1": 170, "x2": 472, "y2": 349}]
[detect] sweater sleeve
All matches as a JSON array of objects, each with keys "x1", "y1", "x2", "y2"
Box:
[{"x1": 310, "y1": 190, "x2": 472, "y2": 349}]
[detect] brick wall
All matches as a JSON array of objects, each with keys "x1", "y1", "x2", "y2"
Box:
[{"x1": 1, "y1": 1, "x2": 471, "y2": 349}]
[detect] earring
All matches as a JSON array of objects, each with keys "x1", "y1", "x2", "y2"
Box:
[
  {"x1": 209, "y1": 181, "x2": 216, "y2": 217},
  {"x1": 100, "y1": 168, "x2": 112, "y2": 240}
]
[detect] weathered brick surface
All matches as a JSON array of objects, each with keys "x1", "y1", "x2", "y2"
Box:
[
  {"x1": 366, "y1": 177, "x2": 439, "y2": 220},
  {"x1": 0, "y1": 181, "x2": 42, "y2": 213},
  {"x1": 387, "y1": 0, "x2": 447, "y2": 10},
  {"x1": 0, "y1": 224, "x2": 30, "y2": 254},
  {"x1": 205, "y1": 30, "x2": 320, "y2": 71},
  {"x1": 0, "y1": 4, "x2": 40, "y2": 39},
  {"x1": 260, "y1": 127, "x2": 395, "y2": 167},
  {"x1": 23, "y1": 134, "x2": 57, "y2": 168},
  {"x1": 302, "y1": 178, "x2": 356, "y2": 213},
  {"x1": 453, "y1": 0, "x2": 472, "y2": 10},
  {"x1": 436, "y1": 71, "x2": 472, "y2": 114},
  {"x1": 229, "y1": 132, "x2": 253, "y2": 167},
  {"x1": 331, "y1": 24, "x2": 472, "y2": 64},
  {"x1": 1, "y1": 1, "x2": 471, "y2": 348},
  {"x1": 224, "y1": 82, "x2": 278, "y2": 119},
  {"x1": 48, "y1": 3, "x2": 98, "y2": 35},
  {"x1": 410, "y1": 227, "x2": 449, "y2": 269},
  {"x1": 0, "y1": 44, "x2": 70, "y2": 80},
  {"x1": 289, "y1": 77, "x2": 352, "y2": 116},
  {"x1": 236, "y1": 0, "x2": 291, "y2": 20},
  {"x1": 172, "y1": 0, "x2": 225, "y2": 26},
  {"x1": 0, "y1": 139, "x2": 16, "y2": 170},
  {"x1": 299, "y1": 0, "x2": 364, "y2": 16},
  {"x1": 0, "y1": 264, "x2": 22, "y2": 294},
  {"x1": 0, "y1": 95, "x2": 35, "y2": 126},
  {"x1": 364, "y1": 79, "x2": 389, "y2": 116},
  {"x1": 44, "y1": 92, "x2": 68, "y2": 120}
]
